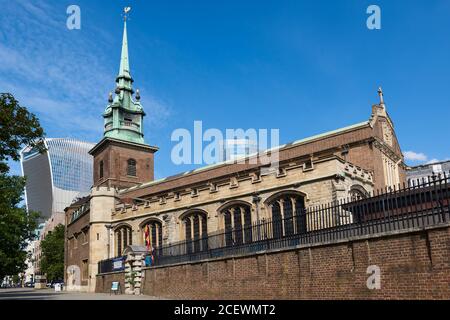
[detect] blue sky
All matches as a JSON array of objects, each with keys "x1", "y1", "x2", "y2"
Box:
[{"x1": 2, "y1": 0, "x2": 449, "y2": 179}]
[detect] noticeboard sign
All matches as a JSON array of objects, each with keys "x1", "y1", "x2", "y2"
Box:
[
  {"x1": 111, "y1": 281, "x2": 119, "y2": 291},
  {"x1": 112, "y1": 257, "x2": 125, "y2": 271}
]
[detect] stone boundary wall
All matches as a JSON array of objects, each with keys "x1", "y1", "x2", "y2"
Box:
[
  {"x1": 95, "y1": 271, "x2": 125, "y2": 294},
  {"x1": 140, "y1": 224, "x2": 450, "y2": 299}
]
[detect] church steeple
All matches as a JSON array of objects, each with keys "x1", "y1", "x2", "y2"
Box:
[
  {"x1": 103, "y1": 9, "x2": 146, "y2": 145},
  {"x1": 90, "y1": 7, "x2": 158, "y2": 190},
  {"x1": 116, "y1": 18, "x2": 133, "y2": 93}
]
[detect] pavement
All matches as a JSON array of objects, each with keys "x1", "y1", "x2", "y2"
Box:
[{"x1": 0, "y1": 288, "x2": 164, "y2": 300}]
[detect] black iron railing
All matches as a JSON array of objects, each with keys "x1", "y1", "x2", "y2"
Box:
[
  {"x1": 98, "y1": 256, "x2": 126, "y2": 274},
  {"x1": 144, "y1": 172, "x2": 450, "y2": 267}
]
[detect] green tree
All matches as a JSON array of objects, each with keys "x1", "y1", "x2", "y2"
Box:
[
  {"x1": 0, "y1": 93, "x2": 45, "y2": 174},
  {"x1": 0, "y1": 175, "x2": 40, "y2": 282},
  {"x1": 40, "y1": 224, "x2": 65, "y2": 282},
  {"x1": 0, "y1": 93, "x2": 45, "y2": 283}
]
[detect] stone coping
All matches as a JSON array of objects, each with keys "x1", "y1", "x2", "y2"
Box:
[{"x1": 96, "y1": 270, "x2": 126, "y2": 277}]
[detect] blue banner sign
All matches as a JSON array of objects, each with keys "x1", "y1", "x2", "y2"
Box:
[{"x1": 112, "y1": 257, "x2": 125, "y2": 271}]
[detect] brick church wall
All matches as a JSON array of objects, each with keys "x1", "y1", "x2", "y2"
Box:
[
  {"x1": 92, "y1": 139, "x2": 156, "y2": 189},
  {"x1": 138, "y1": 224, "x2": 450, "y2": 299},
  {"x1": 95, "y1": 271, "x2": 126, "y2": 294},
  {"x1": 65, "y1": 207, "x2": 90, "y2": 288}
]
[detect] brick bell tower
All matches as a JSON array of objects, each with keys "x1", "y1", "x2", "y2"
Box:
[{"x1": 89, "y1": 15, "x2": 158, "y2": 189}]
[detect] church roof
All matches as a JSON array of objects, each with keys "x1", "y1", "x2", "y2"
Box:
[{"x1": 119, "y1": 119, "x2": 372, "y2": 196}]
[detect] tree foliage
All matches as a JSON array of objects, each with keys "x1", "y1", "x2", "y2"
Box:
[
  {"x1": 0, "y1": 93, "x2": 45, "y2": 283},
  {"x1": 40, "y1": 224, "x2": 65, "y2": 282},
  {"x1": 0, "y1": 172, "x2": 40, "y2": 283},
  {"x1": 0, "y1": 93, "x2": 45, "y2": 174}
]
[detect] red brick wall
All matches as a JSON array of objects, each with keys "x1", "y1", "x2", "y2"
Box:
[
  {"x1": 65, "y1": 207, "x2": 90, "y2": 286},
  {"x1": 140, "y1": 226, "x2": 450, "y2": 299},
  {"x1": 91, "y1": 139, "x2": 156, "y2": 189},
  {"x1": 95, "y1": 271, "x2": 126, "y2": 294}
]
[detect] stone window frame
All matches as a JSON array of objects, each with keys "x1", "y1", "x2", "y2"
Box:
[
  {"x1": 127, "y1": 158, "x2": 137, "y2": 177},
  {"x1": 81, "y1": 227, "x2": 89, "y2": 245},
  {"x1": 263, "y1": 190, "x2": 307, "y2": 238},
  {"x1": 81, "y1": 259, "x2": 88, "y2": 281},
  {"x1": 179, "y1": 209, "x2": 208, "y2": 253},
  {"x1": 114, "y1": 224, "x2": 133, "y2": 257},
  {"x1": 139, "y1": 218, "x2": 164, "y2": 249},
  {"x1": 349, "y1": 184, "x2": 369, "y2": 201},
  {"x1": 217, "y1": 200, "x2": 253, "y2": 246}
]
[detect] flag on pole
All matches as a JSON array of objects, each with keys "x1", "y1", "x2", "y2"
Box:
[
  {"x1": 144, "y1": 225, "x2": 150, "y2": 251},
  {"x1": 144, "y1": 225, "x2": 155, "y2": 266}
]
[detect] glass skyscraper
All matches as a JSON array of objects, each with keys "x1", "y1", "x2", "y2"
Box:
[{"x1": 20, "y1": 138, "x2": 95, "y2": 221}]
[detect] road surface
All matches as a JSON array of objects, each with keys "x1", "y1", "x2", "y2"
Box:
[{"x1": 0, "y1": 288, "x2": 164, "y2": 300}]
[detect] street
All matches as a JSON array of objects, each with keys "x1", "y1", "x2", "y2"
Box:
[{"x1": 0, "y1": 288, "x2": 164, "y2": 300}]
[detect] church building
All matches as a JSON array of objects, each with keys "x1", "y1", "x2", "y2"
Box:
[{"x1": 64, "y1": 16, "x2": 406, "y2": 292}]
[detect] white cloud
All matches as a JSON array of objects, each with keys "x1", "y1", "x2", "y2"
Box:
[
  {"x1": 426, "y1": 158, "x2": 449, "y2": 165},
  {"x1": 426, "y1": 158, "x2": 439, "y2": 164},
  {"x1": 403, "y1": 151, "x2": 449, "y2": 165},
  {"x1": 403, "y1": 151, "x2": 428, "y2": 162}
]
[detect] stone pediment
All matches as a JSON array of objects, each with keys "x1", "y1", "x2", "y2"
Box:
[{"x1": 122, "y1": 245, "x2": 148, "y2": 255}]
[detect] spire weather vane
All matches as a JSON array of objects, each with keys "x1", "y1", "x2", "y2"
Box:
[{"x1": 123, "y1": 6, "x2": 131, "y2": 21}]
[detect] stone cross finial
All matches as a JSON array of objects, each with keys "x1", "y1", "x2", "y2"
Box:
[{"x1": 378, "y1": 87, "x2": 384, "y2": 105}]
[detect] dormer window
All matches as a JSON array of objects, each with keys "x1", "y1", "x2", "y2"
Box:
[{"x1": 127, "y1": 158, "x2": 137, "y2": 177}]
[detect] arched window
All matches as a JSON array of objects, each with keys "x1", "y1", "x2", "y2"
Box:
[
  {"x1": 115, "y1": 225, "x2": 132, "y2": 256},
  {"x1": 99, "y1": 161, "x2": 104, "y2": 179},
  {"x1": 182, "y1": 211, "x2": 208, "y2": 253},
  {"x1": 221, "y1": 203, "x2": 252, "y2": 246},
  {"x1": 348, "y1": 185, "x2": 369, "y2": 223},
  {"x1": 127, "y1": 159, "x2": 137, "y2": 177},
  {"x1": 142, "y1": 220, "x2": 163, "y2": 249},
  {"x1": 349, "y1": 186, "x2": 368, "y2": 201},
  {"x1": 267, "y1": 193, "x2": 306, "y2": 238}
]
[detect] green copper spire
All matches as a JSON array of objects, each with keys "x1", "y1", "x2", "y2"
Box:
[
  {"x1": 103, "y1": 12, "x2": 146, "y2": 145},
  {"x1": 116, "y1": 19, "x2": 133, "y2": 93},
  {"x1": 119, "y1": 20, "x2": 130, "y2": 78}
]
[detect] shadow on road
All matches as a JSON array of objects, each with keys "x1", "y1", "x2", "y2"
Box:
[
  {"x1": 0, "y1": 288, "x2": 61, "y2": 300},
  {"x1": 0, "y1": 288, "x2": 164, "y2": 300}
]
